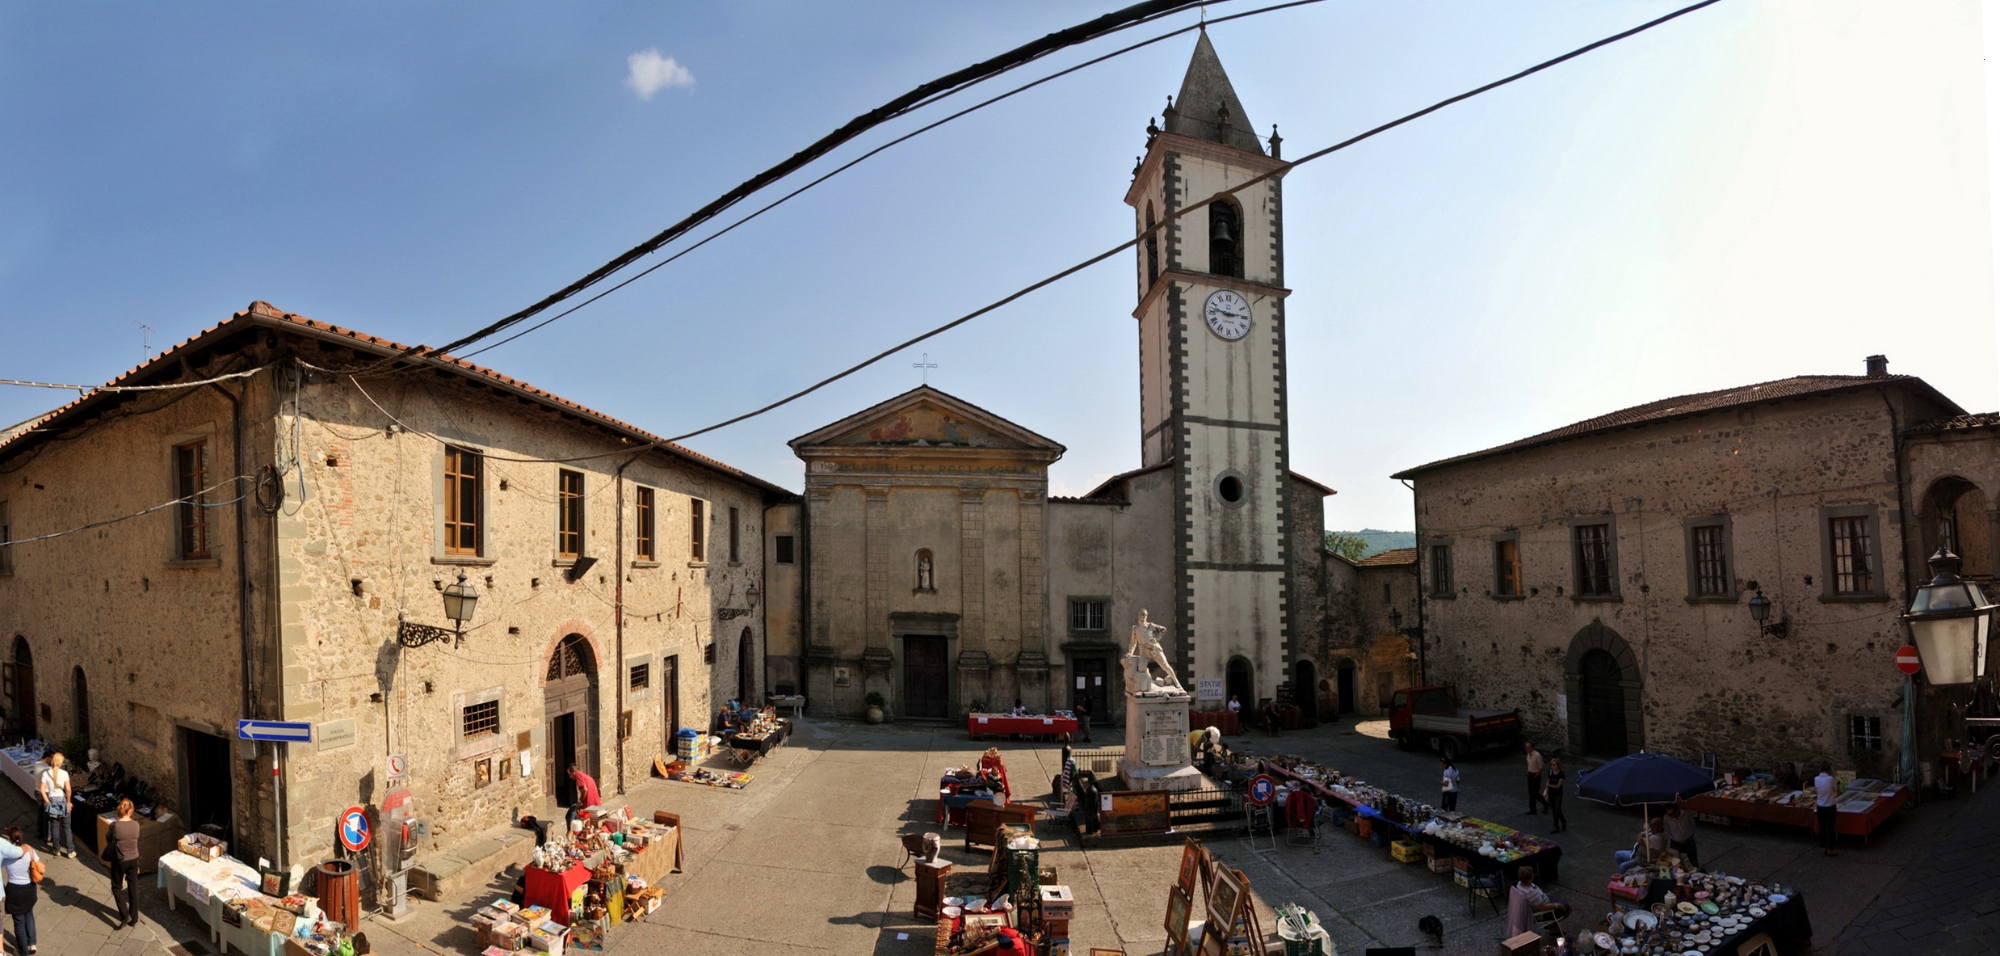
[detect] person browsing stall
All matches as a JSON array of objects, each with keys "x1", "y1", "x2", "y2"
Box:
[
  {"x1": 1814, "y1": 765, "x2": 1840, "y2": 856},
  {"x1": 1522, "y1": 742, "x2": 1546, "y2": 815},
  {"x1": 1544, "y1": 757, "x2": 1569, "y2": 833},
  {"x1": 36, "y1": 754, "x2": 72, "y2": 858},
  {"x1": 104, "y1": 798, "x2": 142, "y2": 927},
  {"x1": 1439, "y1": 758, "x2": 1460, "y2": 811}
]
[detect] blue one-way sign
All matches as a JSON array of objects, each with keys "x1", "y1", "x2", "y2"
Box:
[{"x1": 237, "y1": 720, "x2": 313, "y2": 743}]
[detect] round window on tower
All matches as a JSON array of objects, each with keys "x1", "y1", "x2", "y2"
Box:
[{"x1": 1215, "y1": 471, "x2": 1246, "y2": 506}]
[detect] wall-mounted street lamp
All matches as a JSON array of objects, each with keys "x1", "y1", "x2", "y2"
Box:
[
  {"x1": 1902, "y1": 548, "x2": 1995, "y2": 686},
  {"x1": 745, "y1": 580, "x2": 760, "y2": 608},
  {"x1": 1747, "y1": 590, "x2": 1790, "y2": 638},
  {"x1": 398, "y1": 570, "x2": 481, "y2": 649}
]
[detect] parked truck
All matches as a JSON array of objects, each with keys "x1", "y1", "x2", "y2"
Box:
[{"x1": 1387, "y1": 686, "x2": 1521, "y2": 761}]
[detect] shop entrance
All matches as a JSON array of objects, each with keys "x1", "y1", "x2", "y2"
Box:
[
  {"x1": 1580, "y1": 649, "x2": 1628, "y2": 757},
  {"x1": 902, "y1": 635, "x2": 949, "y2": 719},
  {"x1": 1072, "y1": 658, "x2": 1108, "y2": 719},
  {"x1": 1335, "y1": 662, "x2": 1356, "y2": 714},
  {"x1": 4, "y1": 637, "x2": 34, "y2": 741},
  {"x1": 1292, "y1": 660, "x2": 1318, "y2": 723},
  {"x1": 179, "y1": 727, "x2": 234, "y2": 842},
  {"x1": 1225, "y1": 656, "x2": 1254, "y2": 711},
  {"x1": 661, "y1": 654, "x2": 680, "y2": 749},
  {"x1": 543, "y1": 634, "x2": 599, "y2": 807},
  {"x1": 736, "y1": 628, "x2": 755, "y2": 704}
]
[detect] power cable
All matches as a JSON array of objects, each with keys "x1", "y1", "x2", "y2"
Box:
[
  {"x1": 457, "y1": 0, "x2": 1328, "y2": 361},
  {"x1": 422, "y1": 0, "x2": 1219, "y2": 360},
  {"x1": 0, "y1": 364, "x2": 268, "y2": 394},
  {"x1": 0, "y1": 472, "x2": 264, "y2": 549},
  {"x1": 639, "y1": 0, "x2": 1728, "y2": 448}
]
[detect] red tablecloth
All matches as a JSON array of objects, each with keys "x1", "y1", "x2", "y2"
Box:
[
  {"x1": 1682, "y1": 786, "x2": 1910, "y2": 840},
  {"x1": 523, "y1": 862, "x2": 592, "y2": 924},
  {"x1": 967, "y1": 714, "x2": 1077, "y2": 738},
  {"x1": 1190, "y1": 710, "x2": 1241, "y2": 735}
]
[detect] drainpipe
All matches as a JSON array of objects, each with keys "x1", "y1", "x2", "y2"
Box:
[
  {"x1": 613, "y1": 453, "x2": 639, "y2": 796},
  {"x1": 204, "y1": 376, "x2": 267, "y2": 864},
  {"x1": 1401, "y1": 478, "x2": 1426, "y2": 686},
  {"x1": 1879, "y1": 386, "x2": 1919, "y2": 788}
]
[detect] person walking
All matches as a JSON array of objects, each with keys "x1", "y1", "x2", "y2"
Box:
[
  {"x1": 1813, "y1": 765, "x2": 1839, "y2": 856},
  {"x1": 1073, "y1": 697, "x2": 1093, "y2": 743},
  {"x1": 1664, "y1": 802, "x2": 1699, "y2": 868},
  {"x1": 1522, "y1": 742, "x2": 1546, "y2": 815},
  {"x1": 104, "y1": 798, "x2": 143, "y2": 927},
  {"x1": 36, "y1": 754, "x2": 72, "y2": 858},
  {"x1": 3, "y1": 826, "x2": 37, "y2": 953},
  {"x1": 1544, "y1": 758, "x2": 1568, "y2": 832},
  {"x1": 1439, "y1": 758, "x2": 1460, "y2": 811}
]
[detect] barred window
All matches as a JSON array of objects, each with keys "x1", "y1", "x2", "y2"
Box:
[
  {"x1": 1691, "y1": 524, "x2": 1728, "y2": 596},
  {"x1": 1572, "y1": 523, "x2": 1614, "y2": 597},
  {"x1": 629, "y1": 662, "x2": 650, "y2": 691},
  {"x1": 175, "y1": 440, "x2": 211, "y2": 559},
  {"x1": 1849, "y1": 714, "x2": 1882, "y2": 752},
  {"x1": 1070, "y1": 599, "x2": 1106, "y2": 631},
  {"x1": 462, "y1": 700, "x2": 500, "y2": 740},
  {"x1": 1428, "y1": 543, "x2": 1454, "y2": 598},
  {"x1": 1830, "y1": 516, "x2": 1874, "y2": 595}
]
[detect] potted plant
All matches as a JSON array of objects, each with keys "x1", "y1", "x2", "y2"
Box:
[{"x1": 864, "y1": 691, "x2": 886, "y2": 724}]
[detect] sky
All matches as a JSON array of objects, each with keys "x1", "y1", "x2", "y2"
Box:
[{"x1": 2, "y1": 0, "x2": 1996, "y2": 531}]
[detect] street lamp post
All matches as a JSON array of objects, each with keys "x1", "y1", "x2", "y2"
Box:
[{"x1": 398, "y1": 570, "x2": 482, "y2": 649}]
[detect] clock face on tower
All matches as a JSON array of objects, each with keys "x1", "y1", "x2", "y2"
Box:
[{"x1": 1203, "y1": 289, "x2": 1252, "y2": 341}]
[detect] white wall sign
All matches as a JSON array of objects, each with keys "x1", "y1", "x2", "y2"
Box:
[
  {"x1": 1196, "y1": 678, "x2": 1225, "y2": 701},
  {"x1": 1556, "y1": 694, "x2": 1568, "y2": 721}
]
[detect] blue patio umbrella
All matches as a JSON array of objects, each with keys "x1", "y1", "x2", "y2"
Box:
[{"x1": 1576, "y1": 751, "x2": 1716, "y2": 807}]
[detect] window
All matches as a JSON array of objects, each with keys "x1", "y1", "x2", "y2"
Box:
[
  {"x1": 174, "y1": 440, "x2": 211, "y2": 559},
  {"x1": 0, "y1": 500, "x2": 11, "y2": 574},
  {"x1": 1494, "y1": 537, "x2": 1522, "y2": 597},
  {"x1": 1209, "y1": 199, "x2": 1243, "y2": 278},
  {"x1": 629, "y1": 662, "x2": 650, "y2": 691},
  {"x1": 1070, "y1": 599, "x2": 1106, "y2": 632},
  {"x1": 1571, "y1": 520, "x2": 1616, "y2": 598},
  {"x1": 774, "y1": 534, "x2": 796, "y2": 565},
  {"x1": 1830, "y1": 515, "x2": 1874, "y2": 595},
  {"x1": 1144, "y1": 204, "x2": 1160, "y2": 285},
  {"x1": 634, "y1": 487, "x2": 656, "y2": 561},
  {"x1": 1849, "y1": 714, "x2": 1883, "y2": 752},
  {"x1": 1427, "y1": 542, "x2": 1454, "y2": 598},
  {"x1": 1686, "y1": 518, "x2": 1733, "y2": 599},
  {"x1": 729, "y1": 506, "x2": 740, "y2": 564},
  {"x1": 461, "y1": 699, "x2": 500, "y2": 740},
  {"x1": 556, "y1": 469, "x2": 585, "y2": 558},
  {"x1": 915, "y1": 549, "x2": 936, "y2": 591},
  {"x1": 444, "y1": 446, "x2": 482, "y2": 556},
  {"x1": 1382, "y1": 583, "x2": 1392, "y2": 604},
  {"x1": 690, "y1": 499, "x2": 706, "y2": 562}
]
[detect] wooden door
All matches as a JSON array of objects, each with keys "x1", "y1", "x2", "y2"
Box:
[
  {"x1": 661, "y1": 655, "x2": 680, "y2": 751},
  {"x1": 1336, "y1": 664, "x2": 1356, "y2": 714},
  {"x1": 1581, "y1": 649, "x2": 1629, "y2": 757},
  {"x1": 903, "y1": 636, "x2": 949, "y2": 719},
  {"x1": 1072, "y1": 658, "x2": 1108, "y2": 719}
]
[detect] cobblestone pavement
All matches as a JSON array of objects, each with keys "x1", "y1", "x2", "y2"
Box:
[{"x1": 1826, "y1": 776, "x2": 2000, "y2": 955}]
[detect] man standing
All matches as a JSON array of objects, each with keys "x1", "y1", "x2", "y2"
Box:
[
  {"x1": 1073, "y1": 696, "x2": 1093, "y2": 743},
  {"x1": 1523, "y1": 742, "x2": 1546, "y2": 815},
  {"x1": 1664, "y1": 803, "x2": 1699, "y2": 868},
  {"x1": 1440, "y1": 758, "x2": 1460, "y2": 811},
  {"x1": 1814, "y1": 766, "x2": 1839, "y2": 856}
]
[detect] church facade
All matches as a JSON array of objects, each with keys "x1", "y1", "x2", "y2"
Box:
[{"x1": 787, "y1": 34, "x2": 1340, "y2": 723}]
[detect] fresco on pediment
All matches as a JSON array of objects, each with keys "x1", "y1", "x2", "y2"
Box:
[{"x1": 833, "y1": 404, "x2": 1005, "y2": 448}]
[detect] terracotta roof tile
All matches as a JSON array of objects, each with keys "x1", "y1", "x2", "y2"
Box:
[
  {"x1": 1355, "y1": 547, "x2": 1417, "y2": 567},
  {"x1": 1908, "y1": 411, "x2": 2000, "y2": 433}
]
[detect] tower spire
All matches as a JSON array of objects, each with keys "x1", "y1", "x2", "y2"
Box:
[{"x1": 1163, "y1": 30, "x2": 1262, "y2": 154}]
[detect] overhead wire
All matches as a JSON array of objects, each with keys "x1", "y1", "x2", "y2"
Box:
[
  {"x1": 0, "y1": 364, "x2": 267, "y2": 394},
  {"x1": 457, "y1": 0, "x2": 1329, "y2": 360},
  {"x1": 0, "y1": 472, "x2": 263, "y2": 549}
]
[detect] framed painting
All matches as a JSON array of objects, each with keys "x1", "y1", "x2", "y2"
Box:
[
  {"x1": 474, "y1": 757, "x2": 493, "y2": 789},
  {"x1": 1206, "y1": 865, "x2": 1245, "y2": 938},
  {"x1": 1177, "y1": 839, "x2": 1202, "y2": 896},
  {"x1": 1164, "y1": 886, "x2": 1193, "y2": 954}
]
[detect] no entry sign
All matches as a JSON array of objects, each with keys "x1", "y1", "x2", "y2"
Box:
[{"x1": 1896, "y1": 646, "x2": 1922, "y2": 676}]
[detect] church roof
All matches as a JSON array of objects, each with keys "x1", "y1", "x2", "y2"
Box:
[
  {"x1": 788, "y1": 385, "x2": 1066, "y2": 457},
  {"x1": 1164, "y1": 30, "x2": 1265, "y2": 154}
]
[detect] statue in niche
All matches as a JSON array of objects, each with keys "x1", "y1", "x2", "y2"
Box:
[{"x1": 1123, "y1": 609, "x2": 1185, "y2": 696}]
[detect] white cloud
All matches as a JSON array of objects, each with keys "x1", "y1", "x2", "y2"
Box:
[{"x1": 625, "y1": 49, "x2": 693, "y2": 100}]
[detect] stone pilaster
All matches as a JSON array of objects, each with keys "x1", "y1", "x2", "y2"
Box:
[
  {"x1": 864, "y1": 486, "x2": 890, "y2": 648},
  {"x1": 959, "y1": 488, "x2": 986, "y2": 649}
]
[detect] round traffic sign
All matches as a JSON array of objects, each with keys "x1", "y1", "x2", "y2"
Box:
[
  {"x1": 1247, "y1": 773, "x2": 1277, "y2": 806},
  {"x1": 338, "y1": 806, "x2": 372, "y2": 852},
  {"x1": 1897, "y1": 645, "x2": 1922, "y2": 676}
]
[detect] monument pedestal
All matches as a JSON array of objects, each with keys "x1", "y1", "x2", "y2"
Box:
[{"x1": 1117, "y1": 690, "x2": 1206, "y2": 792}]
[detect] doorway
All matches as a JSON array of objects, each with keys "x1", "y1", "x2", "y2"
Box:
[
  {"x1": 1335, "y1": 662, "x2": 1356, "y2": 715},
  {"x1": 179, "y1": 727, "x2": 234, "y2": 842},
  {"x1": 71, "y1": 667, "x2": 88, "y2": 741},
  {"x1": 661, "y1": 654, "x2": 680, "y2": 754},
  {"x1": 1225, "y1": 656, "x2": 1254, "y2": 712},
  {"x1": 736, "y1": 628, "x2": 755, "y2": 705},
  {"x1": 543, "y1": 634, "x2": 599, "y2": 806},
  {"x1": 1292, "y1": 660, "x2": 1318, "y2": 724},
  {"x1": 1072, "y1": 658, "x2": 1108, "y2": 722},
  {"x1": 1580, "y1": 649, "x2": 1629, "y2": 757},
  {"x1": 903, "y1": 636, "x2": 950, "y2": 719},
  {"x1": 5, "y1": 637, "x2": 33, "y2": 741}
]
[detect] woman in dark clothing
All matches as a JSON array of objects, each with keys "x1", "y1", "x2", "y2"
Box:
[
  {"x1": 1544, "y1": 758, "x2": 1569, "y2": 833},
  {"x1": 105, "y1": 799, "x2": 143, "y2": 926}
]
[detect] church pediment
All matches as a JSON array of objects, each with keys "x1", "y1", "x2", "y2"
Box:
[{"x1": 791, "y1": 386, "x2": 1064, "y2": 457}]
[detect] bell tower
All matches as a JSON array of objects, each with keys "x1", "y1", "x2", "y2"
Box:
[{"x1": 1124, "y1": 29, "x2": 1294, "y2": 705}]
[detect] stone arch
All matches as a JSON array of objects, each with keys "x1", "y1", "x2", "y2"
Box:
[
  {"x1": 1225, "y1": 655, "x2": 1255, "y2": 710},
  {"x1": 1330, "y1": 656, "x2": 1359, "y2": 715},
  {"x1": 10, "y1": 635, "x2": 33, "y2": 740},
  {"x1": 1920, "y1": 475, "x2": 1991, "y2": 579},
  {"x1": 537, "y1": 621, "x2": 602, "y2": 687},
  {"x1": 1564, "y1": 621, "x2": 1643, "y2": 757}
]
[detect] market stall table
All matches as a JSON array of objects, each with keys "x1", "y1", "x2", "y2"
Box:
[
  {"x1": 617, "y1": 823, "x2": 683, "y2": 885},
  {"x1": 1262, "y1": 760, "x2": 1562, "y2": 882},
  {"x1": 1609, "y1": 869, "x2": 1811, "y2": 954},
  {"x1": 0, "y1": 745, "x2": 45, "y2": 799},
  {"x1": 157, "y1": 851, "x2": 325, "y2": 956},
  {"x1": 1682, "y1": 781, "x2": 1911, "y2": 843},
  {"x1": 966, "y1": 713, "x2": 1077, "y2": 740},
  {"x1": 524, "y1": 861, "x2": 593, "y2": 925}
]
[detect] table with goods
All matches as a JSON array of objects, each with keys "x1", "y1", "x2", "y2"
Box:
[
  {"x1": 1680, "y1": 775, "x2": 1909, "y2": 844},
  {"x1": 936, "y1": 756, "x2": 1012, "y2": 827},
  {"x1": 1260, "y1": 755, "x2": 1563, "y2": 882},
  {"x1": 3, "y1": 742, "x2": 183, "y2": 866},
  {"x1": 722, "y1": 709, "x2": 791, "y2": 766},
  {"x1": 928, "y1": 826, "x2": 1079, "y2": 956},
  {"x1": 1596, "y1": 851, "x2": 1811, "y2": 955},
  {"x1": 493, "y1": 807, "x2": 683, "y2": 953},
  {"x1": 965, "y1": 713, "x2": 1079, "y2": 741},
  {"x1": 157, "y1": 835, "x2": 353, "y2": 956}
]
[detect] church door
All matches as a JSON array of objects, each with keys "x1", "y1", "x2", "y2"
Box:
[
  {"x1": 1225, "y1": 657, "x2": 1254, "y2": 711},
  {"x1": 1580, "y1": 649, "x2": 1629, "y2": 757},
  {"x1": 544, "y1": 634, "x2": 599, "y2": 806},
  {"x1": 1292, "y1": 660, "x2": 1318, "y2": 724},
  {"x1": 1072, "y1": 658, "x2": 1108, "y2": 722},
  {"x1": 903, "y1": 636, "x2": 950, "y2": 719},
  {"x1": 1335, "y1": 663, "x2": 1356, "y2": 715}
]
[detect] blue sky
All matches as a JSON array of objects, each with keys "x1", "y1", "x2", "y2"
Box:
[{"x1": 3, "y1": 1, "x2": 1995, "y2": 530}]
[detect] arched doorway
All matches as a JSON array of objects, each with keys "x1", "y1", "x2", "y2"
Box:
[
  {"x1": 1334, "y1": 660, "x2": 1357, "y2": 715},
  {"x1": 737, "y1": 627, "x2": 755, "y2": 704},
  {"x1": 1922, "y1": 476, "x2": 1991, "y2": 578},
  {"x1": 7, "y1": 637, "x2": 34, "y2": 741},
  {"x1": 544, "y1": 634, "x2": 599, "y2": 807},
  {"x1": 1225, "y1": 656, "x2": 1254, "y2": 711},
  {"x1": 71, "y1": 667, "x2": 88, "y2": 742},
  {"x1": 1565, "y1": 622, "x2": 1641, "y2": 757},
  {"x1": 1293, "y1": 660, "x2": 1318, "y2": 724}
]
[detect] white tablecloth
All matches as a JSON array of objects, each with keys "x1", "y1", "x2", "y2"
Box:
[
  {"x1": 157, "y1": 851, "x2": 283, "y2": 954},
  {"x1": 0, "y1": 746, "x2": 47, "y2": 798}
]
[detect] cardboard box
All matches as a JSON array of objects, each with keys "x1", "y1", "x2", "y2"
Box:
[
  {"x1": 1427, "y1": 857, "x2": 1453, "y2": 874},
  {"x1": 1390, "y1": 840, "x2": 1423, "y2": 863},
  {"x1": 1501, "y1": 931, "x2": 1542, "y2": 955},
  {"x1": 1038, "y1": 885, "x2": 1075, "y2": 920}
]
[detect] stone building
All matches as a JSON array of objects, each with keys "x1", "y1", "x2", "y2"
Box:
[
  {"x1": 1323, "y1": 548, "x2": 1421, "y2": 717},
  {"x1": 0, "y1": 302, "x2": 791, "y2": 874},
  {"x1": 1391, "y1": 357, "x2": 1998, "y2": 773},
  {"x1": 786, "y1": 34, "x2": 1340, "y2": 724}
]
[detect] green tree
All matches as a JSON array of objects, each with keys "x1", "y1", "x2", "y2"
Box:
[{"x1": 1325, "y1": 531, "x2": 1368, "y2": 562}]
